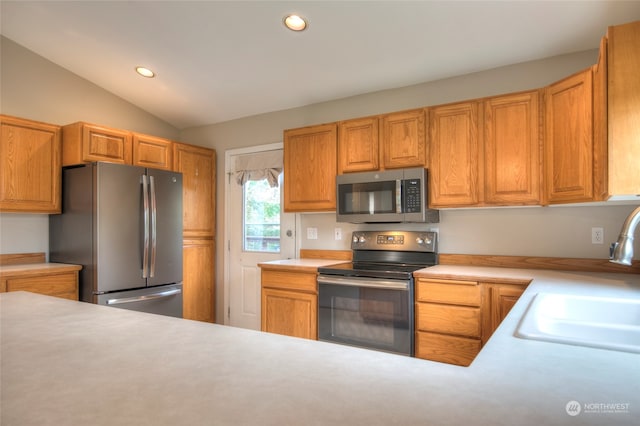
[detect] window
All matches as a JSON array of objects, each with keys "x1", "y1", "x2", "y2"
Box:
[{"x1": 243, "y1": 176, "x2": 281, "y2": 252}]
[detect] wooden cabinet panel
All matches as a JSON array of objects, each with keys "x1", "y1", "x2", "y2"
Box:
[
  {"x1": 415, "y1": 331, "x2": 481, "y2": 367},
  {"x1": 0, "y1": 115, "x2": 61, "y2": 213},
  {"x1": 380, "y1": 109, "x2": 426, "y2": 169},
  {"x1": 261, "y1": 287, "x2": 317, "y2": 340},
  {"x1": 544, "y1": 69, "x2": 595, "y2": 203},
  {"x1": 416, "y1": 303, "x2": 481, "y2": 337},
  {"x1": 4, "y1": 271, "x2": 78, "y2": 301},
  {"x1": 429, "y1": 102, "x2": 481, "y2": 207},
  {"x1": 182, "y1": 238, "x2": 215, "y2": 322},
  {"x1": 62, "y1": 122, "x2": 132, "y2": 166},
  {"x1": 607, "y1": 21, "x2": 640, "y2": 197},
  {"x1": 337, "y1": 117, "x2": 379, "y2": 173},
  {"x1": 133, "y1": 133, "x2": 173, "y2": 170},
  {"x1": 483, "y1": 283, "x2": 526, "y2": 343},
  {"x1": 261, "y1": 270, "x2": 317, "y2": 293},
  {"x1": 484, "y1": 91, "x2": 541, "y2": 205},
  {"x1": 284, "y1": 123, "x2": 337, "y2": 212},
  {"x1": 416, "y1": 279, "x2": 481, "y2": 306},
  {"x1": 173, "y1": 143, "x2": 216, "y2": 238}
]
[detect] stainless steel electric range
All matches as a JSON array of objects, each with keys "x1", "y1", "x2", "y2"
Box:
[{"x1": 317, "y1": 230, "x2": 438, "y2": 356}]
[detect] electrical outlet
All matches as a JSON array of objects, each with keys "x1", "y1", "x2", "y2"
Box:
[
  {"x1": 592, "y1": 227, "x2": 604, "y2": 245},
  {"x1": 307, "y1": 227, "x2": 318, "y2": 240},
  {"x1": 334, "y1": 228, "x2": 342, "y2": 240}
]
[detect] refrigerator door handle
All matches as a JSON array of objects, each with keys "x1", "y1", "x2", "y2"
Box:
[
  {"x1": 149, "y1": 175, "x2": 157, "y2": 278},
  {"x1": 142, "y1": 175, "x2": 150, "y2": 279},
  {"x1": 105, "y1": 288, "x2": 182, "y2": 305}
]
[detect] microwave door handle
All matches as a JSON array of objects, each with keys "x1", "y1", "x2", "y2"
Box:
[{"x1": 396, "y1": 179, "x2": 402, "y2": 213}]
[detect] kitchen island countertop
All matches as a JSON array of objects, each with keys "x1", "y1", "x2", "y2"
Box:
[{"x1": 1, "y1": 265, "x2": 639, "y2": 425}]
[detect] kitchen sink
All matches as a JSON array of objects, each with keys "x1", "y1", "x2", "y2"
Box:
[{"x1": 515, "y1": 293, "x2": 640, "y2": 353}]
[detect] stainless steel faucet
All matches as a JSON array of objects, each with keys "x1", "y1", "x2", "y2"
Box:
[{"x1": 610, "y1": 206, "x2": 640, "y2": 266}]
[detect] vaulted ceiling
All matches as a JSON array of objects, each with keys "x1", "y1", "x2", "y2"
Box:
[{"x1": 2, "y1": 1, "x2": 639, "y2": 129}]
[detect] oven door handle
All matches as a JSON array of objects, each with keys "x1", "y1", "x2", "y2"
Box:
[{"x1": 317, "y1": 274, "x2": 409, "y2": 291}]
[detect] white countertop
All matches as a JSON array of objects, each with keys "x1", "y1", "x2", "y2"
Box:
[{"x1": 2, "y1": 266, "x2": 639, "y2": 425}]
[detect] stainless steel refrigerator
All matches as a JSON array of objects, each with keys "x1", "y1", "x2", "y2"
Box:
[{"x1": 50, "y1": 162, "x2": 183, "y2": 318}]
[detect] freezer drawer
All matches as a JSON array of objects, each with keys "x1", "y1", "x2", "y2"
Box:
[{"x1": 96, "y1": 284, "x2": 183, "y2": 318}]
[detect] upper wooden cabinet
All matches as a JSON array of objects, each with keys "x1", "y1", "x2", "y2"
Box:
[
  {"x1": 173, "y1": 142, "x2": 216, "y2": 238},
  {"x1": 380, "y1": 109, "x2": 426, "y2": 169},
  {"x1": 429, "y1": 101, "x2": 482, "y2": 207},
  {"x1": 543, "y1": 68, "x2": 601, "y2": 204},
  {"x1": 62, "y1": 122, "x2": 132, "y2": 166},
  {"x1": 607, "y1": 20, "x2": 640, "y2": 198},
  {"x1": 337, "y1": 116, "x2": 379, "y2": 173},
  {"x1": 0, "y1": 115, "x2": 61, "y2": 213},
  {"x1": 284, "y1": 123, "x2": 337, "y2": 212},
  {"x1": 484, "y1": 91, "x2": 541, "y2": 205},
  {"x1": 132, "y1": 133, "x2": 173, "y2": 170}
]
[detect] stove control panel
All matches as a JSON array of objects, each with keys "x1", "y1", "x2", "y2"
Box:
[{"x1": 350, "y1": 231, "x2": 437, "y2": 252}]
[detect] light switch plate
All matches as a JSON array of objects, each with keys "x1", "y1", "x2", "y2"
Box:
[{"x1": 307, "y1": 227, "x2": 318, "y2": 240}]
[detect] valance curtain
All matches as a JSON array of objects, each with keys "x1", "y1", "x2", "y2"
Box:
[{"x1": 234, "y1": 150, "x2": 283, "y2": 187}]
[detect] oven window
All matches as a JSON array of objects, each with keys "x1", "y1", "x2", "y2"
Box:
[
  {"x1": 318, "y1": 283, "x2": 413, "y2": 356},
  {"x1": 338, "y1": 181, "x2": 396, "y2": 215}
]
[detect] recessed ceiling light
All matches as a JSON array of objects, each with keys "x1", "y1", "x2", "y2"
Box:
[
  {"x1": 135, "y1": 66, "x2": 155, "y2": 78},
  {"x1": 284, "y1": 14, "x2": 307, "y2": 31}
]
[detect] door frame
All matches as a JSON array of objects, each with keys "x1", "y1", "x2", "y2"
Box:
[{"x1": 223, "y1": 142, "x2": 300, "y2": 325}]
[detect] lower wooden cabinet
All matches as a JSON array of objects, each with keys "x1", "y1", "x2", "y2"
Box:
[
  {"x1": 415, "y1": 277, "x2": 528, "y2": 366},
  {"x1": 182, "y1": 238, "x2": 215, "y2": 322},
  {"x1": 260, "y1": 268, "x2": 318, "y2": 340},
  {"x1": 0, "y1": 267, "x2": 80, "y2": 301}
]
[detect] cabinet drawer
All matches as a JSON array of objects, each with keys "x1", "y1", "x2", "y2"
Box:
[
  {"x1": 416, "y1": 303, "x2": 481, "y2": 337},
  {"x1": 415, "y1": 331, "x2": 481, "y2": 367},
  {"x1": 261, "y1": 270, "x2": 317, "y2": 293},
  {"x1": 6, "y1": 272, "x2": 78, "y2": 301},
  {"x1": 416, "y1": 279, "x2": 480, "y2": 306}
]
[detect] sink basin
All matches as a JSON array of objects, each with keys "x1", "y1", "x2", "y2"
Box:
[{"x1": 515, "y1": 293, "x2": 640, "y2": 353}]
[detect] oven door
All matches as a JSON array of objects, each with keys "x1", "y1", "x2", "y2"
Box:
[{"x1": 317, "y1": 275, "x2": 414, "y2": 356}]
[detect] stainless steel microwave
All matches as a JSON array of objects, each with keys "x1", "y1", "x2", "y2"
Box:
[{"x1": 336, "y1": 168, "x2": 439, "y2": 223}]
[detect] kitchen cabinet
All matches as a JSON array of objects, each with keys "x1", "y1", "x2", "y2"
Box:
[
  {"x1": 428, "y1": 102, "x2": 482, "y2": 207},
  {"x1": 380, "y1": 109, "x2": 426, "y2": 169},
  {"x1": 482, "y1": 283, "x2": 527, "y2": 344},
  {"x1": 0, "y1": 262, "x2": 80, "y2": 301},
  {"x1": 415, "y1": 277, "x2": 529, "y2": 366},
  {"x1": 606, "y1": 20, "x2": 640, "y2": 198},
  {"x1": 283, "y1": 123, "x2": 337, "y2": 212},
  {"x1": 0, "y1": 115, "x2": 61, "y2": 213},
  {"x1": 260, "y1": 268, "x2": 318, "y2": 340},
  {"x1": 484, "y1": 91, "x2": 541, "y2": 205},
  {"x1": 173, "y1": 143, "x2": 216, "y2": 322},
  {"x1": 62, "y1": 121, "x2": 132, "y2": 166},
  {"x1": 415, "y1": 278, "x2": 482, "y2": 366},
  {"x1": 543, "y1": 68, "x2": 605, "y2": 204},
  {"x1": 182, "y1": 238, "x2": 215, "y2": 322},
  {"x1": 132, "y1": 132, "x2": 173, "y2": 170},
  {"x1": 337, "y1": 116, "x2": 379, "y2": 173}
]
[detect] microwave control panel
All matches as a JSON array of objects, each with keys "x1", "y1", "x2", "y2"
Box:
[{"x1": 402, "y1": 178, "x2": 422, "y2": 213}]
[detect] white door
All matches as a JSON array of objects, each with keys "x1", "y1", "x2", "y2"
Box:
[{"x1": 225, "y1": 145, "x2": 296, "y2": 330}]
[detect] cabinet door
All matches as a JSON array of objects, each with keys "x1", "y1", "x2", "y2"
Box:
[
  {"x1": 261, "y1": 287, "x2": 317, "y2": 339},
  {"x1": 337, "y1": 117, "x2": 379, "y2": 173},
  {"x1": 483, "y1": 284, "x2": 526, "y2": 344},
  {"x1": 429, "y1": 102, "x2": 481, "y2": 207},
  {"x1": 544, "y1": 69, "x2": 595, "y2": 204},
  {"x1": 283, "y1": 123, "x2": 337, "y2": 212},
  {"x1": 133, "y1": 133, "x2": 173, "y2": 170},
  {"x1": 0, "y1": 115, "x2": 61, "y2": 213},
  {"x1": 173, "y1": 143, "x2": 216, "y2": 238},
  {"x1": 380, "y1": 109, "x2": 426, "y2": 169},
  {"x1": 183, "y1": 238, "x2": 215, "y2": 322},
  {"x1": 62, "y1": 122, "x2": 132, "y2": 166},
  {"x1": 484, "y1": 91, "x2": 541, "y2": 205},
  {"x1": 607, "y1": 21, "x2": 640, "y2": 197}
]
